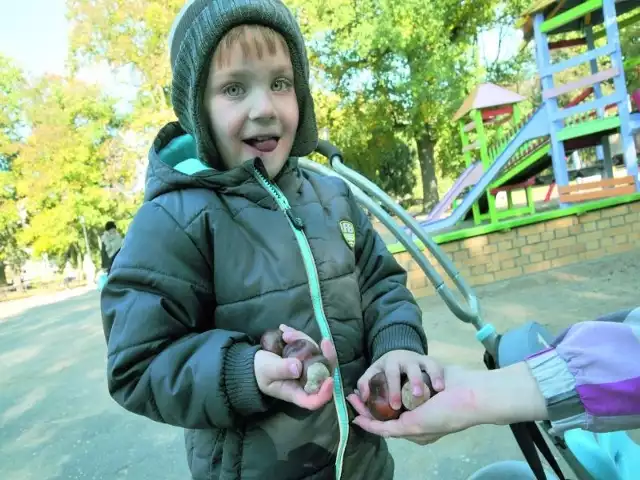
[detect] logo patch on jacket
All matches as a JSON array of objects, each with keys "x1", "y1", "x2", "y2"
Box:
[{"x1": 339, "y1": 220, "x2": 356, "y2": 248}]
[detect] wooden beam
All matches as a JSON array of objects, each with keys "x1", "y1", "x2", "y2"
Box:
[
  {"x1": 554, "y1": 92, "x2": 622, "y2": 121},
  {"x1": 543, "y1": 67, "x2": 619, "y2": 100},
  {"x1": 549, "y1": 38, "x2": 588, "y2": 50},
  {"x1": 462, "y1": 140, "x2": 480, "y2": 153},
  {"x1": 559, "y1": 184, "x2": 636, "y2": 203},
  {"x1": 481, "y1": 105, "x2": 513, "y2": 120},
  {"x1": 592, "y1": 8, "x2": 640, "y2": 40},
  {"x1": 567, "y1": 87, "x2": 594, "y2": 107},
  {"x1": 463, "y1": 121, "x2": 476, "y2": 133},
  {"x1": 558, "y1": 176, "x2": 637, "y2": 203},
  {"x1": 548, "y1": 0, "x2": 569, "y2": 23},
  {"x1": 541, "y1": 0, "x2": 603, "y2": 34},
  {"x1": 542, "y1": 43, "x2": 616, "y2": 77},
  {"x1": 558, "y1": 175, "x2": 636, "y2": 193}
]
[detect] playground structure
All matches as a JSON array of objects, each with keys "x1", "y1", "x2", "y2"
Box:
[
  {"x1": 419, "y1": 0, "x2": 640, "y2": 235},
  {"x1": 309, "y1": 4, "x2": 640, "y2": 476},
  {"x1": 305, "y1": 136, "x2": 640, "y2": 480}
]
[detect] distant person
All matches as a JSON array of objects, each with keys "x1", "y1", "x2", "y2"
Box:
[
  {"x1": 62, "y1": 261, "x2": 76, "y2": 289},
  {"x1": 100, "y1": 221, "x2": 123, "y2": 274}
]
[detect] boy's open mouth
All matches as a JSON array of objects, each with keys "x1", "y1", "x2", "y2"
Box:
[{"x1": 244, "y1": 136, "x2": 279, "y2": 153}]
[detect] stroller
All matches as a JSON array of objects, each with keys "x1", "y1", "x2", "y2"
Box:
[{"x1": 305, "y1": 140, "x2": 640, "y2": 480}]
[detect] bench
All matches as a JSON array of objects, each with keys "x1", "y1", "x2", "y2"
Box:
[{"x1": 558, "y1": 175, "x2": 637, "y2": 203}]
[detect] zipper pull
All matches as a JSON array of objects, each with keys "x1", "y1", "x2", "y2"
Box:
[{"x1": 286, "y1": 208, "x2": 305, "y2": 230}]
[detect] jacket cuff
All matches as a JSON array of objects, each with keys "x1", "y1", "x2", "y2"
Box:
[
  {"x1": 223, "y1": 343, "x2": 273, "y2": 417},
  {"x1": 371, "y1": 324, "x2": 427, "y2": 363},
  {"x1": 525, "y1": 348, "x2": 588, "y2": 434}
]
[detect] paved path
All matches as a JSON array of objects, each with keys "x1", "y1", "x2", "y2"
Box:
[{"x1": 1, "y1": 249, "x2": 639, "y2": 479}]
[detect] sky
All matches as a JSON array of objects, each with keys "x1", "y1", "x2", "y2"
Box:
[
  {"x1": 0, "y1": 0, "x2": 521, "y2": 94},
  {"x1": 0, "y1": 0, "x2": 137, "y2": 108},
  {"x1": 0, "y1": 0, "x2": 69, "y2": 76}
]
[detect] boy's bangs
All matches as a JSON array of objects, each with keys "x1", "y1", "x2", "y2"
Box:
[{"x1": 214, "y1": 25, "x2": 290, "y2": 66}]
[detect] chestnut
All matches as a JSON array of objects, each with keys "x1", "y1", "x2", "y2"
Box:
[
  {"x1": 259, "y1": 331, "x2": 332, "y2": 395},
  {"x1": 365, "y1": 371, "x2": 435, "y2": 421},
  {"x1": 300, "y1": 355, "x2": 332, "y2": 394},
  {"x1": 366, "y1": 372, "x2": 402, "y2": 421},
  {"x1": 401, "y1": 371, "x2": 434, "y2": 411},
  {"x1": 282, "y1": 338, "x2": 320, "y2": 361},
  {"x1": 260, "y1": 329, "x2": 286, "y2": 356}
]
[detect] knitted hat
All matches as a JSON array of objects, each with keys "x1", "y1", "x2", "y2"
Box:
[{"x1": 168, "y1": 0, "x2": 318, "y2": 168}]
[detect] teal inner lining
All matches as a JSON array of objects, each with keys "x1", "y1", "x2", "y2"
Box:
[{"x1": 159, "y1": 134, "x2": 211, "y2": 175}]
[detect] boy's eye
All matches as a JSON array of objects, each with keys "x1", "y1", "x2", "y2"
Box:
[
  {"x1": 223, "y1": 83, "x2": 244, "y2": 97},
  {"x1": 272, "y1": 78, "x2": 293, "y2": 92}
]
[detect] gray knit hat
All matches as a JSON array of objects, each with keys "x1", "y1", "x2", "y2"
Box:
[{"x1": 168, "y1": 0, "x2": 318, "y2": 168}]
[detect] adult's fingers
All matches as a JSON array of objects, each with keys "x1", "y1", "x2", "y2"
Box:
[
  {"x1": 346, "y1": 393, "x2": 373, "y2": 419},
  {"x1": 420, "y1": 357, "x2": 445, "y2": 392},
  {"x1": 402, "y1": 433, "x2": 442, "y2": 446},
  {"x1": 352, "y1": 414, "x2": 416, "y2": 438}
]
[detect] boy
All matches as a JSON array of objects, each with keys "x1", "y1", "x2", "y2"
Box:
[{"x1": 100, "y1": 1, "x2": 441, "y2": 479}]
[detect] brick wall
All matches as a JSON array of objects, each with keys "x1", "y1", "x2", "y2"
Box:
[{"x1": 395, "y1": 201, "x2": 640, "y2": 297}]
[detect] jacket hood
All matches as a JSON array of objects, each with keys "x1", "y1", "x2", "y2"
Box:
[{"x1": 144, "y1": 122, "x2": 302, "y2": 202}]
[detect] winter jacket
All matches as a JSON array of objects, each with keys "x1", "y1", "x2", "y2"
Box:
[
  {"x1": 100, "y1": 122, "x2": 428, "y2": 480},
  {"x1": 525, "y1": 307, "x2": 640, "y2": 435}
]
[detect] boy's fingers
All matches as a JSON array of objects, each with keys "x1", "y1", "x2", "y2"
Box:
[
  {"x1": 295, "y1": 378, "x2": 334, "y2": 410},
  {"x1": 279, "y1": 324, "x2": 320, "y2": 349},
  {"x1": 357, "y1": 366, "x2": 382, "y2": 402},
  {"x1": 420, "y1": 357, "x2": 445, "y2": 392},
  {"x1": 403, "y1": 363, "x2": 425, "y2": 398},
  {"x1": 384, "y1": 365, "x2": 402, "y2": 410},
  {"x1": 264, "y1": 356, "x2": 302, "y2": 382}
]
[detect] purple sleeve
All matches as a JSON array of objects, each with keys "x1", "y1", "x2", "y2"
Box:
[{"x1": 525, "y1": 308, "x2": 640, "y2": 434}]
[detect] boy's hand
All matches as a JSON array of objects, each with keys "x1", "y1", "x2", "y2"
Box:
[
  {"x1": 254, "y1": 325, "x2": 338, "y2": 410},
  {"x1": 356, "y1": 351, "x2": 445, "y2": 411}
]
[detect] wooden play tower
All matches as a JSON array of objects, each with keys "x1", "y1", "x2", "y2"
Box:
[
  {"x1": 520, "y1": 0, "x2": 640, "y2": 202},
  {"x1": 453, "y1": 84, "x2": 537, "y2": 225}
]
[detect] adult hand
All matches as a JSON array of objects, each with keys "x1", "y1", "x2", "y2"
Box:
[
  {"x1": 254, "y1": 325, "x2": 338, "y2": 410},
  {"x1": 349, "y1": 362, "x2": 548, "y2": 445},
  {"x1": 348, "y1": 365, "x2": 485, "y2": 445}
]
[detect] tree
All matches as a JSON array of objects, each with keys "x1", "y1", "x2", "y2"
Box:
[
  {"x1": 67, "y1": 0, "x2": 183, "y2": 152},
  {"x1": 12, "y1": 74, "x2": 134, "y2": 266},
  {"x1": 0, "y1": 55, "x2": 27, "y2": 284},
  {"x1": 289, "y1": 0, "x2": 502, "y2": 211}
]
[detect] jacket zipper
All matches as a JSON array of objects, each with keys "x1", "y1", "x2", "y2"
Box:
[{"x1": 253, "y1": 166, "x2": 349, "y2": 480}]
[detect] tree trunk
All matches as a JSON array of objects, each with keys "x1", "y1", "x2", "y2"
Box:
[
  {"x1": 0, "y1": 261, "x2": 7, "y2": 286},
  {"x1": 415, "y1": 128, "x2": 439, "y2": 212}
]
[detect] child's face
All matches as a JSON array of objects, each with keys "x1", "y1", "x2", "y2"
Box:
[{"x1": 204, "y1": 26, "x2": 299, "y2": 178}]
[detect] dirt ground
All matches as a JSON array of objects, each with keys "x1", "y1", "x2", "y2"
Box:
[{"x1": 0, "y1": 248, "x2": 638, "y2": 480}]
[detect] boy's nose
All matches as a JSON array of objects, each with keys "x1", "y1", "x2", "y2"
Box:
[{"x1": 249, "y1": 89, "x2": 277, "y2": 121}]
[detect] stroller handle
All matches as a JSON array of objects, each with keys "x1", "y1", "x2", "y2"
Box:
[
  {"x1": 304, "y1": 141, "x2": 497, "y2": 354},
  {"x1": 315, "y1": 140, "x2": 343, "y2": 162}
]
